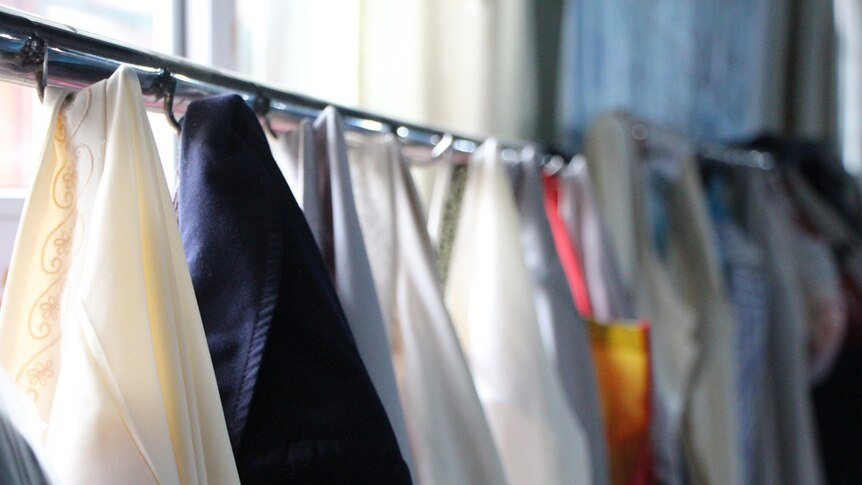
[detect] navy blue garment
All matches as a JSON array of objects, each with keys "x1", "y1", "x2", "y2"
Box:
[{"x1": 177, "y1": 94, "x2": 412, "y2": 485}]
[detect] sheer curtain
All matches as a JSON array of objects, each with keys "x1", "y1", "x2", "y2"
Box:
[{"x1": 234, "y1": 0, "x2": 538, "y2": 142}]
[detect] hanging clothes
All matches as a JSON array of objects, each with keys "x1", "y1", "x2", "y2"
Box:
[
  {"x1": 445, "y1": 139, "x2": 592, "y2": 485},
  {"x1": 541, "y1": 173, "x2": 593, "y2": 316},
  {"x1": 555, "y1": 157, "x2": 632, "y2": 320},
  {"x1": 348, "y1": 133, "x2": 508, "y2": 485},
  {"x1": 792, "y1": 231, "x2": 845, "y2": 384},
  {"x1": 585, "y1": 114, "x2": 694, "y2": 484},
  {"x1": 408, "y1": 157, "x2": 454, "y2": 250},
  {"x1": 0, "y1": 369, "x2": 55, "y2": 484},
  {"x1": 0, "y1": 67, "x2": 240, "y2": 484},
  {"x1": 737, "y1": 173, "x2": 825, "y2": 485},
  {"x1": 585, "y1": 112, "x2": 740, "y2": 485},
  {"x1": 587, "y1": 319, "x2": 652, "y2": 485},
  {"x1": 276, "y1": 107, "x2": 414, "y2": 474},
  {"x1": 705, "y1": 173, "x2": 771, "y2": 485},
  {"x1": 176, "y1": 95, "x2": 412, "y2": 484},
  {"x1": 435, "y1": 162, "x2": 469, "y2": 285},
  {"x1": 510, "y1": 156, "x2": 608, "y2": 485}
]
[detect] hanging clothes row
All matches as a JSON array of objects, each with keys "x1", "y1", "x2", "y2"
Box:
[{"x1": 0, "y1": 22, "x2": 855, "y2": 485}]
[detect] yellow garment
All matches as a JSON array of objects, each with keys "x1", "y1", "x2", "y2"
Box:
[
  {"x1": 589, "y1": 319, "x2": 652, "y2": 485},
  {"x1": 0, "y1": 67, "x2": 239, "y2": 484}
]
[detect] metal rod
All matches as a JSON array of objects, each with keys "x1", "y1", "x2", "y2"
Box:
[
  {"x1": 631, "y1": 120, "x2": 774, "y2": 171},
  {"x1": 0, "y1": 5, "x2": 555, "y2": 160}
]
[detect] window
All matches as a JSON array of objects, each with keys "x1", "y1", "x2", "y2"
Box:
[{"x1": 0, "y1": 0, "x2": 179, "y2": 189}]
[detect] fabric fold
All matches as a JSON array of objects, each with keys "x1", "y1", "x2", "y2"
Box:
[
  {"x1": 446, "y1": 139, "x2": 592, "y2": 485},
  {"x1": 0, "y1": 67, "x2": 240, "y2": 484},
  {"x1": 349, "y1": 133, "x2": 508, "y2": 485},
  {"x1": 510, "y1": 157, "x2": 608, "y2": 485},
  {"x1": 178, "y1": 94, "x2": 412, "y2": 484},
  {"x1": 276, "y1": 108, "x2": 414, "y2": 473}
]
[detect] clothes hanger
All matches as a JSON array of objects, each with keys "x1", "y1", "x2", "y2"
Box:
[
  {"x1": 15, "y1": 33, "x2": 47, "y2": 102},
  {"x1": 399, "y1": 132, "x2": 454, "y2": 166},
  {"x1": 152, "y1": 69, "x2": 181, "y2": 133},
  {"x1": 252, "y1": 85, "x2": 279, "y2": 140}
]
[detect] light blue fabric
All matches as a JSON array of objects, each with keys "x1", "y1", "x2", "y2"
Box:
[{"x1": 558, "y1": 0, "x2": 774, "y2": 150}]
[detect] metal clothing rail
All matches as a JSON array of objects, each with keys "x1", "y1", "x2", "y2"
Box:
[
  {"x1": 0, "y1": 6, "x2": 554, "y2": 161},
  {"x1": 630, "y1": 119, "x2": 775, "y2": 171}
]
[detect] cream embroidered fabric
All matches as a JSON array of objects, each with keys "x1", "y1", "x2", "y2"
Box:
[
  {"x1": 445, "y1": 139, "x2": 592, "y2": 485},
  {"x1": 0, "y1": 67, "x2": 240, "y2": 485}
]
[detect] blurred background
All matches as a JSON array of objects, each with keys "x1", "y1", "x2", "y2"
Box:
[{"x1": 0, "y1": 0, "x2": 855, "y2": 189}]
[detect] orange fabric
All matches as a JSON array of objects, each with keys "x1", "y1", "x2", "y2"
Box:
[
  {"x1": 543, "y1": 174, "x2": 593, "y2": 316},
  {"x1": 588, "y1": 319, "x2": 653, "y2": 485}
]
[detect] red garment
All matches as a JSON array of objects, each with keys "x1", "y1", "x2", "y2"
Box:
[{"x1": 543, "y1": 174, "x2": 593, "y2": 316}]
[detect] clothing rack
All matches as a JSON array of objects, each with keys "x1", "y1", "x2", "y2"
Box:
[
  {"x1": 630, "y1": 120, "x2": 776, "y2": 171},
  {"x1": 0, "y1": 6, "x2": 557, "y2": 163}
]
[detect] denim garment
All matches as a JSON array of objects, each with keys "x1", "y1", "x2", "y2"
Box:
[
  {"x1": 558, "y1": 0, "x2": 773, "y2": 148},
  {"x1": 177, "y1": 95, "x2": 412, "y2": 484}
]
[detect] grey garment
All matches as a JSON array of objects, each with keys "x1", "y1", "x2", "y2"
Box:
[
  {"x1": 510, "y1": 159, "x2": 609, "y2": 485},
  {"x1": 279, "y1": 107, "x2": 415, "y2": 475},
  {"x1": 0, "y1": 372, "x2": 52, "y2": 485},
  {"x1": 278, "y1": 121, "x2": 323, "y2": 247},
  {"x1": 738, "y1": 173, "x2": 824, "y2": 485},
  {"x1": 556, "y1": 0, "x2": 836, "y2": 150},
  {"x1": 0, "y1": 411, "x2": 50, "y2": 485}
]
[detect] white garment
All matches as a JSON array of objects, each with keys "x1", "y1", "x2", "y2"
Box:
[
  {"x1": 0, "y1": 68, "x2": 239, "y2": 484},
  {"x1": 510, "y1": 157, "x2": 607, "y2": 485},
  {"x1": 348, "y1": 134, "x2": 508, "y2": 485},
  {"x1": 446, "y1": 139, "x2": 592, "y2": 485},
  {"x1": 586, "y1": 113, "x2": 740, "y2": 485},
  {"x1": 277, "y1": 107, "x2": 414, "y2": 474}
]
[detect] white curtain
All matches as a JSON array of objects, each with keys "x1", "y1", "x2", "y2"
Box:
[{"x1": 235, "y1": 0, "x2": 538, "y2": 140}]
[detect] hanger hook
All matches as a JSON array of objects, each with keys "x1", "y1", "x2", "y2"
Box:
[
  {"x1": 153, "y1": 69, "x2": 180, "y2": 133},
  {"x1": 18, "y1": 34, "x2": 48, "y2": 102},
  {"x1": 541, "y1": 154, "x2": 566, "y2": 177},
  {"x1": 252, "y1": 86, "x2": 278, "y2": 139}
]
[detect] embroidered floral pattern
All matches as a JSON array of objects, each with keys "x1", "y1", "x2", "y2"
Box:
[
  {"x1": 38, "y1": 295, "x2": 60, "y2": 321},
  {"x1": 53, "y1": 231, "x2": 72, "y2": 256},
  {"x1": 26, "y1": 361, "x2": 54, "y2": 386}
]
